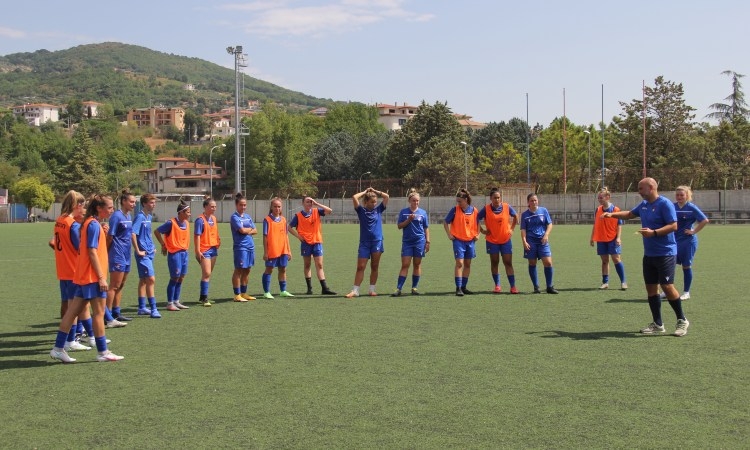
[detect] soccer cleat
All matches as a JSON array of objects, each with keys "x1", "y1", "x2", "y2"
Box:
[
  {"x1": 410, "y1": 288, "x2": 420, "y2": 295},
  {"x1": 115, "y1": 314, "x2": 132, "y2": 322},
  {"x1": 659, "y1": 291, "x2": 667, "y2": 300},
  {"x1": 673, "y1": 319, "x2": 690, "y2": 337},
  {"x1": 240, "y1": 293, "x2": 256, "y2": 301},
  {"x1": 368, "y1": 291, "x2": 378, "y2": 297},
  {"x1": 233, "y1": 294, "x2": 248, "y2": 303},
  {"x1": 345, "y1": 291, "x2": 359, "y2": 298},
  {"x1": 679, "y1": 292, "x2": 691, "y2": 300},
  {"x1": 65, "y1": 341, "x2": 91, "y2": 352},
  {"x1": 510, "y1": 286, "x2": 520, "y2": 294},
  {"x1": 150, "y1": 309, "x2": 162, "y2": 318},
  {"x1": 621, "y1": 282, "x2": 628, "y2": 290},
  {"x1": 305, "y1": 289, "x2": 314, "y2": 295},
  {"x1": 533, "y1": 286, "x2": 541, "y2": 294},
  {"x1": 493, "y1": 285, "x2": 502, "y2": 294},
  {"x1": 50, "y1": 348, "x2": 76, "y2": 363},
  {"x1": 174, "y1": 301, "x2": 190, "y2": 309},
  {"x1": 203, "y1": 300, "x2": 212, "y2": 307},
  {"x1": 455, "y1": 288, "x2": 464, "y2": 297},
  {"x1": 89, "y1": 337, "x2": 111, "y2": 347},
  {"x1": 640, "y1": 322, "x2": 666, "y2": 334},
  {"x1": 322, "y1": 288, "x2": 337, "y2": 295},
  {"x1": 96, "y1": 351, "x2": 124, "y2": 362},
  {"x1": 599, "y1": 283, "x2": 609, "y2": 290},
  {"x1": 390, "y1": 289, "x2": 402, "y2": 297},
  {"x1": 166, "y1": 303, "x2": 180, "y2": 311},
  {"x1": 137, "y1": 308, "x2": 152, "y2": 316},
  {"x1": 105, "y1": 319, "x2": 127, "y2": 328},
  {"x1": 461, "y1": 287, "x2": 474, "y2": 295},
  {"x1": 280, "y1": 291, "x2": 295, "y2": 297},
  {"x1": 546, "y1": 286, "x2": 559, "y2": 294},
  {"x1": 262, "y1": 292, "x2": 275, "y2": 299}
]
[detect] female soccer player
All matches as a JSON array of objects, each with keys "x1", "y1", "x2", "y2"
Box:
[
  {"x1": 287, "y1": 196, "x2": 336, "y2": 295},
  {"x1": 106, "y1": 190, "x2": 136, "y2": 327},
  {"x1": 521, "y1": 193, "x2": 558, "y2": 294},
  {"x1": 673, "y1": 185, "x2": 709, "y2": 300},
  {"x1": 230, "y1": 192, "x2": 257, "y2": 302},
  {"x1": 49, "y1": 190, "x2": 92, "y2": 352},
  {"x1": 194, "y1": 197, "x2": 221, "y2": 307},
  {"x1": 154, "y1": 200, "x2": 191, "y2": 311},
  {"x1": 50, "y1": 194, "x2": 124, "y2": 362},
  {"x1": 391, "y1": 188, "x2": 429, "y2": 296},
  {"x1": 444, "y1": 188, "x2": 479, "y2": 296},
  {"x1": 261, "y1": 197, "x2": 294, "y2": 299},
  {"x1": 132, "y1": 193, "x2": 160, "y2": 318},
  {"x1": 478, "y1": 187, "x2": 519, "y2": 294},
  {"x1": 345, "y1": 187, "x2": 389, "y2": 298},
  {"x1": 589, "y1": 187, "x2": 627, "y2": 290}
]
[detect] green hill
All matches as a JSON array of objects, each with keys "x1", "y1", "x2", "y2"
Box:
[{"x1": 0, "y1": 42, "x2": 331, "y2": 114}]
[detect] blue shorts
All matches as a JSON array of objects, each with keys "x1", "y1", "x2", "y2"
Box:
[
  {"x1": 452, "y1": 239, "x2": 476, "y2": 260},
  {"x1": 676, "y1": 239, "x2": 697, "y2": 266},
  {"x1": 201, "y1": 247, "x2": 219, "y2": 259},
  {"x1": 234, "y1": 248, "x2": 255, "y2": 269},
  {"x1": 596, "y1": 240, "x2": 622, "y2": 256},
  {"x1": 73, "y1": 282, "x2": 107, "y2": 300},
  {"x1": 358, "y1": 240, "x2": 384, "y2": 259},
  {"x1": 135, "y1": 254, "x2": 155, "y2": 278},
  {"x1": 59, "y1": 280, "x2": 76, "y2": 301},
  {"x1": 301, "y1": 242, "x2": 323, "y2": 257},
  {"x1": 109, "y1": 261, "x2": 131, "y2": 273},
  {"x1": 401, "y1": 241, "x2": 426, "y2": 258},
  {"x1": 167, "y1": 250, "x2": 189, "y2": 278},
  {"x1": 265, "y1": 254, "x2": 290, "y2": 268},
  {"x1": 486, "y1": 241, "x2": 513, "y2": 255},
  {"x1": 643, "y1": 255, "x2": 676, "y2": 285},
  {"x1": 524, "y1": 241, "x2": 551, "y2": 260}
]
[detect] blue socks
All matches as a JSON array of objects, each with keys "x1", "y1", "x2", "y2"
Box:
[
  {"x1": 492, "y1": 273, "x2": 500, "y2": 287},
  {"x1": 544, "y1": 267, "x2": 554, "y2": 288},
  {"x1": 683, "y1": 267, "x2": 693, "y2": 292},
  {"x1": 397, "y1": 275, "x2": 406, "y2": 290},
  {"x1": 528, "y1": 265, "x2": 538, "y2": 288},
  {"x1": 262, "y1": 274, "x2": 272, "y2": 293},
  {"x1": 507, "y1": 275, "x2": 516, "y2": 288},
  {"x1": 200, "y1": 280, "x2": 209, "y2": 296},
  {"x1": 280, "y1": 280, "x2": 287, "y2": 292},
  {"x1": 167, "y1": 279, "x2": 176, "y2": 302},
  {"x1": 411, "y1": 275, "x2": 420, "y2": 289},
  {"x1": 614, "y1": 262, "x2": 626, "y2": 283}
]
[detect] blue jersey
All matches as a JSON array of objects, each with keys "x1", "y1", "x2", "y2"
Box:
[
  {"x1": 521, "y1": 207, "x2": 552, "y2": 242},
  {"x1": 230, "y1": 212, "x2": 255, "y2": 250},
  {"x1": 356, "y1": 203, "x2": 386, "y2": 242},
  {"x1": 477, "y1": 203, "x2": 518, "y2": 221},
  {"x1": 132, "y1": 211, "x2": 154, "y2": 256},
  {"x1": 108, "y1": 210, "x2": 132, "y2": 265},
  {"x1": 398, "y1": 207, "x2": 429, "y2": 244},
  {"x1": 630, "y1": 196, "x2": 677, "y2": 257},
  {"x1": 288, "y1": 208, "x2": 326, "y2": 228},
  {"x1": 675, "y1": 202, "x2": 707, "y2": 243},
  {"x1": 70, "y1": 221, "x2": 81, "y2": 252}
]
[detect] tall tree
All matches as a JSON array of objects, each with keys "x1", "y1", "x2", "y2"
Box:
[
  {"x1": 13, "y1": 176, "x2": 55, "y2": 212},
  {"x1": 706, "y1": 70, "x2": 750, "y2": 124},
  {"x1": 57, "y1": 123, "x2": 106, "y2": 196}
]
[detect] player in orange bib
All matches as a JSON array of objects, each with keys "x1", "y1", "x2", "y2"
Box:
[
  {"x1": 194, "y1": 197, "x2": 221, "y2": 307},
  {"x1": 261, "y1": 197, "x2": 293, "y2": 299},
  {"x1": 478, "y1": 187, "x2": 519, "y2": 294},
  {"x1": 589, "y1": 187, "x2": 627, "y2": 290},
  {"x1": 288, "y1": 196, "x2": 336, "y2": 295},
  {"x1": 154, "y1": 200, "x2": 191, "y2": 311}
]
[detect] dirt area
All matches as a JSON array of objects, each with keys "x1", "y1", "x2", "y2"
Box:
[{"x1": 143, "y1": 137, "x2": 169, "y2": 150}]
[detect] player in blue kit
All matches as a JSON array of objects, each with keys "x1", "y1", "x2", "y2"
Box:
[
  {"x1": 345, "y1": 187, "x2": 389, "y2": 298},
  {"x1": 672, "y1": 185, "x2": 709, "y2": 300},
  {"x1": 230, "y1": 192, "x2": 257, "y2": 302},
  {"x1": 106, "y1": 189, "x2": 136, "y2": 327},
  {"x1": 391, "y1": 189, "x2": 430, "y2": 296},
  {"x1": 520, "y1": 193, "x2": 558, "y2": 294},
  {"x1": 478, "y1": 187, "x2": 519, "y2": 294},
  {"x1": 603, "y1": 177, "x2": 690, "y2": 337},
  {"x1": 444, "y1": 188, "x2": 480, "y2": 296},
  {"x1": 132, "y1": 193, "x2": 161, "y2": 318}
]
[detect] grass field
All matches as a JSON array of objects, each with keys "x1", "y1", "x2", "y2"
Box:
[{"x1": 0, "y1": 221, "x2": 748, "y2": 448}]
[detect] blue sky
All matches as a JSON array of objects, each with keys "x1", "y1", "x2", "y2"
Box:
[{"x1": 1, "y1": 0, "x2": 748, "y2": 127}]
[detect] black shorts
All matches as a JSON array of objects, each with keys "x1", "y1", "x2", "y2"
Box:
[{"x1": 642, "y1": 255, "x2": 676, "y2": 285}]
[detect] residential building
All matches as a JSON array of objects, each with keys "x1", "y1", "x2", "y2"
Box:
[
  {"x1": 376, "y1": 103, "x2": 419, "y2": 130},
  {"x1": 203, "y1": 108, "x2": 254, "y2": 140},
  {"x1": 455, "y1": 114, "x2": 488, "y2": 131},
  {"x1": 141, "y1": 157, "x2": 225, "y2": 194},
  {"x1": 82, "y1": 101, "x2": 102, "y2": 118},
  {"x1": 127, "y1": 107, "x2": 186, "y2": 131},
  {"x1": 12, "y1": 103, "x2": 60, "y2": 126}
]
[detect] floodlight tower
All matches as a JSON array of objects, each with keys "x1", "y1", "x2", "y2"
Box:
[{"x1": 226, "y1": 45, "x2": 246, "y2": 195}]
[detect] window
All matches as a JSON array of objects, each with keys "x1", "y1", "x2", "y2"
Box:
[
  {"x1": 398, "y1": 118, "x2": 407, "y2": 126},
  {"x1": 184, "y1": 170, "x2": 191, "y2": 175}
]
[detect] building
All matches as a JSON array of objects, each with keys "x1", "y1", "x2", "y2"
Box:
[
  {"x1": 141, "y1": 157, "x2": 225, "y2": 194},
  {"x1": 455, "y1": 114, "x2": 488, "y2": 131},
  {"x1": 127, "y1": 107, "x2": 186, "y2": 131},
  {"x1": 376, "y1": 103, "x2": 419, "y2": 130},
  {"x1": 12, "y1": 103, "x2": 60, "y2": 126},
  {"x1": 82, "y1": 101, "x2": 102, "y2": 118},
  {"x1": 203, "y1": 108, "x2": 254, "y2": 140}
]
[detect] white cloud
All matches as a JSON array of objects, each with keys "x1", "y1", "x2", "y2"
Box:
[{"x1": 0, "y1": 26, "x2": 26, "y2": 39}]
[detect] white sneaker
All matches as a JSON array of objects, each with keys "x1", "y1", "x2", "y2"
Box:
[
  {"x1": 88, "y1": 337, "x2": 112, "y2": 347},
  {"x1": 640, "y1": 322, "x2": 666, "y2": 334},
  {"x1": 659, "y1": 291, "x2": 667, "y2": 299},
  {"x1": 174, "y1": 301, "x2": 190, "y2": 309},
  {"x1": 50, "y1": 348, "x2": 76, "y2": 363},
  {"x1": 621, "y1": 282, "x2": 628, "y2": 290},
  {"x1": 64, "y1": 341, "x2": 91, "y2": 352},
  {"x1": 679, "y1": 292, "x2": 691, "y2": 300},
  {"x1": 674, "y1": 319, "x2": 690, "y2": 337},
  {"x1": 599, "y1": 283, "x2": 609, "y2": 290},
  {"x1": 96, "y1": 351, "x2": 125, "y2": 362},
  {"x1": 105, "y1": 319, "x2": 127, "y2": 328}
]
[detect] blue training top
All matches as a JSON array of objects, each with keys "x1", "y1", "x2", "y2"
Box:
[
  {"x1": 230, "y1": 212, "x2": 255, "y2": 250},
  {"x1": 675, "y1": 202, "x2": 707, "y2": 243},
  {"x1": 398, "y1": 207, "x2": 429, "y2": 244},
  {"x1": 520, "y1": 207, "x2": 552, "y2": 242},
  {"x1": 356, "y1": 203, "x2": 386, "y2": 242},
  {"x1": 132, "y1": 211, "x2": 154, "y2": 256},
  {"x1": 108, "y1": 210, "x2": 132, "y2": 265},
  {"x1": 630, "y1": 196, "x2": 677, "y2": 257}
]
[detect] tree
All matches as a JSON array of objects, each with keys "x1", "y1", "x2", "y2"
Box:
[
  {"x1": 57, "y1": 123, "x2": 106, "y2": 196},
  {"x1": 706, "y1": 70, "x2": 750, "y2": 124},
  {"x1": 323, "y1": 102, "x2": 385, "y2": 136},
  {"x1": 62, "y1": 99, "x2": 84, "y2": 125},
  {"x1": 13, "y1": 176, "x2": 55, "y2": 212}
]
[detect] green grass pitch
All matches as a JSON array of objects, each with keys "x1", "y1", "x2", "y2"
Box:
[{"x1": 0, "y1": 222, "x2": 748, "y2": 448}]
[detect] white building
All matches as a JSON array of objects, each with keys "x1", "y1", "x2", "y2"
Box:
[
  {"x1": 12, "y1": 103, "x2": 60, "y2": 126},
  {"x1": 141, "y1": 157, "x2": 225, "y2": 194}
]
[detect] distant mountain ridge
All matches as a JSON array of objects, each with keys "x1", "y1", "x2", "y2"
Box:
[{"x1": 0, "y1": 42, "x2": 331, "y2": 114}]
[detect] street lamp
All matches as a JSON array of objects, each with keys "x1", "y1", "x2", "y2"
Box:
[
  {"x1": 209, "y1": 144, "x2": 226, "y2": 199},
  {"x1": 460, "y1": 141, "x2": 468, "y2": 189},
  {"x1": 584, "y1": 130, "x2": 591, "y2": 192},
  {"x1": 358, "y1": 171, "x2": 371, "y2": 192}
]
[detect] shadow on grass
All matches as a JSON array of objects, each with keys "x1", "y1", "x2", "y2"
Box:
[
  {"x1": 0, "y1": 359, "x2": 54, "y2": 370},
  {"x1": 528, "y1": 330, "x2": 644, "y2": 340},
  {"x1": 28, "y1": 322, "x2": 59, "y2": 329},
  {"x1": 605, "y1": 298, "x2": 646, "y2": 303}
]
